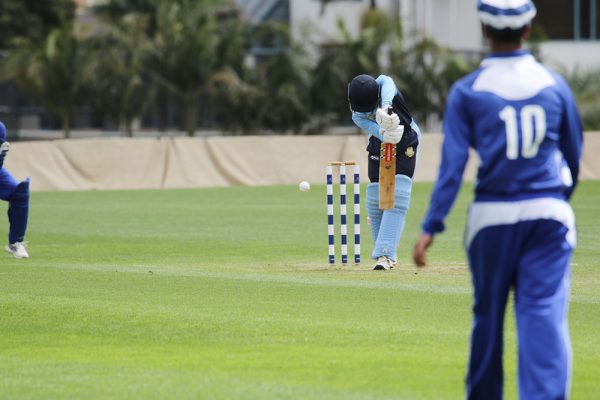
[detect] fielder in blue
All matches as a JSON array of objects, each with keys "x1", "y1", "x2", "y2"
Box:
[
  {"x1": 413, "y1": 1, "x2": 583, "y2": 398},
  {"x1": 0, "y1": 121, "x2": 31, "y2": 258},
  {"x1": 348, "y1": 74, "x2": 420, "y2": 270}
]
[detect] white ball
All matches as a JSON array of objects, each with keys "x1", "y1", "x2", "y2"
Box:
[{"x1": 299, "y1": 181, "x2": 310, "y2": 192}]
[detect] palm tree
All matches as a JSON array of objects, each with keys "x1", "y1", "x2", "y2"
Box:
[
  {"x1": 1, "y1": 23, "x2": 92, "y2": 137},
  {"x1": 210, "y1": 20, "x2": 313, "y2": 134},
  {"x1": 390, "y1": 37, "x2": 474, "y2": 124},
  {"x1": 307, "y1": 7, "x2": 398, "y2": 126},
  {"x1": 144, "y1": 0, "x2": 234, "y2": 136},
  {"x1": 88, "y1": 13, "x2": 154, "y2": 136},
  {"x1": 0, "y1": 0, "x2": 75, "y2": 50}
]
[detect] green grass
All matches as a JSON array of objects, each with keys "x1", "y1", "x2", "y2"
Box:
[{"x1": 1, "y1": 181, "x2": 599, "y2": 399}]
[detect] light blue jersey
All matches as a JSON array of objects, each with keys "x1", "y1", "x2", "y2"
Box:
[
  {"x1": 348, "y1": 74, "x2": 421, "y2": 263},
  {"x1": 422, "y1": 50, "x2": 583, "y2": 235}
]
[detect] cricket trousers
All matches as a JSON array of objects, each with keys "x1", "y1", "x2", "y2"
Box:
[{"x1": 464, "y1": 198, "x2": 575, "y2": 400}]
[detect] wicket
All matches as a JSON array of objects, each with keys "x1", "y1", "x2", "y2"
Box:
[{"x1": 327, "y1": 161, "x2": 360, "y2": 264}]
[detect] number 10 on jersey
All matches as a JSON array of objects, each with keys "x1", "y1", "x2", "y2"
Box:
[{"x1": 499, "y1": 105, "x2": 547, "y2": 160}]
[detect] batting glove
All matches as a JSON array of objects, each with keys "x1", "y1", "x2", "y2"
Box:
[
  {"x1": 382, "y1": 125, "x2": 404, "y2": 145},
  {"x1": 375, "y1": 107, "x2": 400, "y2": 131}
]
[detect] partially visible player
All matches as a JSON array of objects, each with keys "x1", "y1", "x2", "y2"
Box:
[
  {"x1": 0, "y1": 121, "x2": 30, "y2": 258},
  {"x1": 413, "y1": 1, "x2": 583, "y2": 398},
  {"x1": 348, "y1": 74, "x2": 420, "y2": 270}
]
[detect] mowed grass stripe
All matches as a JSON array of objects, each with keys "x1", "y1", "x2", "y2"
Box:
[{"x1": 1, "y1": 267, "x2": 469, "y2": 399}]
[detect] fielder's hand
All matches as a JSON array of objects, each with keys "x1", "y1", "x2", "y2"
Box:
[
  {"x1": 0, "y1": 141, "x2": 9, "y2": 167},
  {"x1": 413, "y1": 233, "x2": 434, "y2": 267},
  {"x1": 0, "y1": 141, "x2": 9, "y2": 157},
  {"x1": 382, "y1": 125, "x2": 404, "y2": 144},
  {"x1": 376, "y1": 107, "x2": 400, "y2": 131}
]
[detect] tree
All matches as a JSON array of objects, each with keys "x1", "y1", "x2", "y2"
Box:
[
  {"x1": 1, "y1": 23, "x2": 93, "y2": 137},
  {"x1": 88, "y1": 13, "x2": 155, "y2": 136},
  {"x1": 307, "y1": 7, "x2": 399, "y2": 127},
  {"x1": 390, "y1": 37, "x2": 474, "y2": 124},
  {"x1": 337, "y1": 8, "x2": 396, "y2": 80},
  {"x1": 210, "y1": 22, "x2": 313, "y2": 134},
  {"x1": 0, "y1": 0, "x2": 75, "y2": 49},
  {"x1": 143, "y1": 0, "x2": 236, "y2": 136}
]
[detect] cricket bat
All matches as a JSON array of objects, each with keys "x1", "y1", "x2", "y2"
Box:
[{"x1": 378, "y1": 108, "x2": 396, "y2": 210}]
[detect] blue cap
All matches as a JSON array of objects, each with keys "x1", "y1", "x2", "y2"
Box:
[
  {"x1": 0, "y1": 121, "x2": 6, "y2": 141},
  {"x1": 348, "y1": 74, "x2": 380, "y2": 113},
  {"x1": 477, "y1": 0, "x2": 537, "y2": 30}
]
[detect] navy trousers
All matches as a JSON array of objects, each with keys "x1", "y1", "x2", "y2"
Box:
[{"x1": 465, "y1": 199, "x2": 574, "y2": 400}]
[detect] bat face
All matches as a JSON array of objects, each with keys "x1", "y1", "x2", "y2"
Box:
[{"x1": 379, "y1": 143, "x2": 396, "y2": 210}]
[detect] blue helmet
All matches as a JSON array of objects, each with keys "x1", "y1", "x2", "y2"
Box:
[
  {"x1": 348, "y1": 74, "x2": 380, "y2": 113},
  {"x1": 477, "y1": 0, "x2": 537, "y2": 30},
  {"x1": 0, "y1": 121, "x2": 6, "y2": 141}
]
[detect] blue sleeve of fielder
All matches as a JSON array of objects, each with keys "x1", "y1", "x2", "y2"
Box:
[
  {"x1": 376, "y1": 75, "x2": 397, "y2": 106},
  {"x1": 555, "y1": 74, "x2": 583, "y2": 200},
  {"x1": 421, "y1": 85, "x2": 471, "y2": 235}
]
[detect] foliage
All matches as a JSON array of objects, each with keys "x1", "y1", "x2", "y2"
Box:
[
  {"x1": 308, "y1": 46, "x2": 350, "y2": 127},
  {"x1": 211, "y1": 21, "x2": 313, "y2": 134},
  {"x1": 0, "y1": 24, "x2": 93, "y2": 137},
  {"x1": 336, "y1": 8, "x2": 394, "y2": 78},
  {"x1": 305, "y1": 8, "x2": 400, "y2": 128},
  {"x1": 136, "y1": 0, "x2": 241, "y2": 136},
  {"x1": 527, "y1": 24, "x2": 546, "y2": 61},
  {"x1": 87, "y1": 14, "x2": 154, "y2": 136},
  {"x1": 564, "y1": 68, "x2": 600, "y2": 130},
  {"x1": 2, "y1": 0, "x2": 595, "y2": 139},
  {"x1": 0, "y1": 0, "x2": 75, "y2": 49},
  {"x1": 391, "y1": 37, "x2": 475, "y2": 124}
]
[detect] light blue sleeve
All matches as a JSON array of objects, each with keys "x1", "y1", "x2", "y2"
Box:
[
  {"x1": 421, "y1": 84, "x2": 471, "y2": 235},
  {"x1": 410, "y1": 120, "x2": 421, "y2": 140},
  {"x1": 376, "y1": 75, "x2": 397, "y2": 106},
  {"x1": 352, "y1": 112, "x2": 383, "y2": 141},
  {"x1": 351, "y1": 75, "x2": 398, "y2": 141}
]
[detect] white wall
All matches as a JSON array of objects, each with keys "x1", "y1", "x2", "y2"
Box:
[
  {"x1": 401, "y1": 0, "x2": 481, "y2": 50},
  {"x1": 540, "y1": 42, "x2": 600, "y2": 72},
  {"x1": 290, "y1": 0, "x2": 396, "y2": 45},
  {"x1": 402, "y1": 0, "x2": 600, "y2": 70},
  {"x1": 289, "y1": 0, "x2": 600, "y2": 71}
]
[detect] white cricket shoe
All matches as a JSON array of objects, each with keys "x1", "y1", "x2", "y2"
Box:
[
  {"x1": 6, "y1": 242, "x2": 29, "y2": 259},
  {"x1": 374, "y1": 256, "x2": 395, "y2": 271}
]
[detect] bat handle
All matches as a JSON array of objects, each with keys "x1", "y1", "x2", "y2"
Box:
[{"x1": 387, "y1": 107, "x2": 394, "y2": 115}]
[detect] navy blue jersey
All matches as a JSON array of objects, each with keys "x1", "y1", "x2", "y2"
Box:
[{"x1": 422, "y1": 50, "x2": 583, "y2": 235}]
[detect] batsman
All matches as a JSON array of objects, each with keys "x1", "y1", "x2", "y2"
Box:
[{"x1": 348, "y1": 74, "x2": 420, "y2": 270}]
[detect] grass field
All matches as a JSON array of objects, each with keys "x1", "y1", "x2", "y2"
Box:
[{"x1": 1, "y1": 181, "x2": 599, "y2": 399}]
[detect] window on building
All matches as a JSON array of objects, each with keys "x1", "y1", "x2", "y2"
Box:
[{"x1": 535, "y1": 0, "x2": 598, "y2": 40}]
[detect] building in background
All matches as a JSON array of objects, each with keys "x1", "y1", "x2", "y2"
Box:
[
  {"x1": 403, "y1": 0, "x2": 600, "y2": 71},
  {"x1": 3, "y1": 0, "x2": 598, "y2": 137},
  {"x1": 278, "y1": 0, "x2": 600, "y2": 71}
]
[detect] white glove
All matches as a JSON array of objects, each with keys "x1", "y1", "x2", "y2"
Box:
[
  {"x1": 0, "y1": 141, "x2": 9, "y2": 166},
  {"x1": 375, "y1": 107, "x2": 400, "y2": 131},
  {"x1": 382, "y1": 125, "x2": 404, "y2": 145}
]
